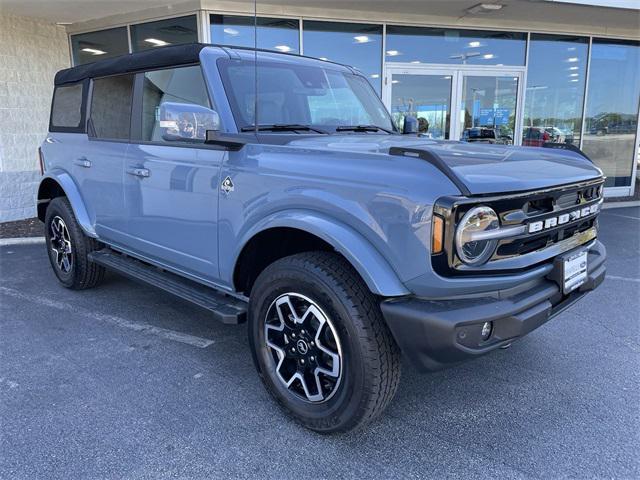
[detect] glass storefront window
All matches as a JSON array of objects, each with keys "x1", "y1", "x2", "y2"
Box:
[
  {"x1": 583, "y1": 39, "x2": 640, "y2": 188},
  {"x1": 302, "y1": 21, "x2": 382, "y2": 94},
  {"x1": 210, "y1": 15, "x2": 300, "y2": 54},
  {"x1": 130, "y1": 15, "x2": 198, "y2": 52},
  {"x1": 523, "y1": 34, "x2": 588, "y2": 148},
  {"x1": 71, "y1": 27, "x2": 129, "y2": 65},
  {"x1": 386, "y1": 26, "x2": 526, "y2": 66}
]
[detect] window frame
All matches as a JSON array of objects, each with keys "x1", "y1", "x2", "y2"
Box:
[
  {"x1": 87, "y1": 73, "x2": 135, "y2": 143},
  {"x1": 49, "y1": 80, "x2": 89, "y2": 134},
  {"x1": 129, "y1": 63, "x2": 220, "y2": 148}
]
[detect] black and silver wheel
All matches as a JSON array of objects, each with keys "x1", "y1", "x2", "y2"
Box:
[
  {"x1": 264, "y1": 292, "x2": 343, "y2": 403},
  {"x1": 44, "y1": 197, "x2": 105, "y2": 290},
  {"x1": 249, "y1": 252, "x2": 401, "y2": 433},
  {"x1": 49, "y1": 216, "x2": 73, "y2": 274}
]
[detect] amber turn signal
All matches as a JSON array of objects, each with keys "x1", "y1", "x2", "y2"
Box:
[{"x1": 432, "y1": 215, "x2": 444, "y2": 254}]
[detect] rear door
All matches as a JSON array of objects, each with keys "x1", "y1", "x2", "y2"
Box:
[
  {"x1": 77, "y1": 74, "x2": 133, "y2": 243},
  {"x1": 123, "y1": 65, "x2": 225, "y2": 282}
]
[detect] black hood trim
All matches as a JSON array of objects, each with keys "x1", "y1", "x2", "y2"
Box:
[{"x1": 389, "y1": 146, "x2": 472, "y2": 196}]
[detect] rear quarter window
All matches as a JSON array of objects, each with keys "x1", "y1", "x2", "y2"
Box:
[{"x1": 50, "y1": 83, "x2": 85, "y2": 131}]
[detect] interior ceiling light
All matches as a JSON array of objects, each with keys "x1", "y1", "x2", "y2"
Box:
[
  {"x1": 466, "y1": 3, "x2": 504, "y2": 14},
  {"x1": 468, "y1": 41, "x2": 482, "y2": 48},
  {"x1": 386, "y1": 50, "x2": 400, "y2": 56},
  {"x1": 319, "y1": 57, "x2": 328, "y2": 61},
  {"x1": 370, "y1": 73, "x2": 380, "y2": 78},
  {"x1": 145, "y1": 38, "x2": 170, "y2": 47},
  {"x1": 274, "y1": 45, "x2": 292, "y2": 52},
  {"x1": 567, "y1": 57, "x2": 579, "y2": 62},
  {"x1": 353, "y1": 35, "x2": 371, "y2": 43},
  {"x1": 483, "y1": 53, "x2": 495, "y2": 59},
  {"x1": 81, "y1": 48, "x2": 106, "y2": 55},
  {"x1": 223, "y1": 27, "x2": 239, "y2": 36},
  {"x1": 410, "y1": 60, "x2": 421, "y2": 64},
  {"x1": 569, "y1": 66, "x2": 579, "y2": 70}
]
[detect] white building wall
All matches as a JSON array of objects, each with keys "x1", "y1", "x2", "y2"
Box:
[{"x1": 0, "y1": 14, "x2": 69, "y2": 222}]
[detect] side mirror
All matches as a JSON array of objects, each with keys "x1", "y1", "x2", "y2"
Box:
[
  {"x1": 402, "y1": 115, "x2": 418, "y2": 135},
  {"x1": 158, "y1": 102, "x2": 220, "y2": 142}
]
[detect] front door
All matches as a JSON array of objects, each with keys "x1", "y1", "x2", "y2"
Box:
[
  {"x1": 123, "y1": 65, "x2": 225, "y2": 283},
  {"x1": 384, "y1": 66, "x2": 524, "y2": 144}
]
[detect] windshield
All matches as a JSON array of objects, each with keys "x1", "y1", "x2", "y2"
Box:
[{"x1": 217, "y1": 58, "x2": 396, "y2": 133}]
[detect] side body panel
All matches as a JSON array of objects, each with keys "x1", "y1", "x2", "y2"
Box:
[
  {"x1": 122, "y1": 144, "x2": 224, "y2": 281},
  {"x1": 80, "y1": 138, "x2": 128, "y2": 243},
  {"x1": 40, "y1": 132, "x2": 126, "y2": 241},
  {"x1": 211, "y1": 143, "x2": 460, "y2": 296}
]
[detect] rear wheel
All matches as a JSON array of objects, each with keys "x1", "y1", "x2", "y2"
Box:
[
  {"x1": 44, "y1": 197, "x2": 105, "y2": 289},
  {"x1": 248, "y1": 252, "x2": 401, "y2": 433}
]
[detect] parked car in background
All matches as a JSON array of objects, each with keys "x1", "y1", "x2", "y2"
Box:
[
  {"x1": 38, "y1": 44, "x2": 606, "y2": 433},
  {"x1": 523, "y1": 126, "x2": 551, "y2": 146},
  {"x1": 544, "y1": 126, "x2": 566, "y2": 143},
  {"x1": 461, "y1": 126, "x2": 513, "y2": 144}
]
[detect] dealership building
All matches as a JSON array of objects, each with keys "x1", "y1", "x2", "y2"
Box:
[{"x1": 1, "y1": 0, "x2": 639, "y2": 221}]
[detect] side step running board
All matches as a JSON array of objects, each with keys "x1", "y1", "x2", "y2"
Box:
[{"x1": 88, "y1": 249, "x2": 247, "y2": 324}]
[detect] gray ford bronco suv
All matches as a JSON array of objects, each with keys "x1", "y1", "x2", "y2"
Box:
[{"x1": 39, "y1": 44, "x2": 605, "y2": 433}]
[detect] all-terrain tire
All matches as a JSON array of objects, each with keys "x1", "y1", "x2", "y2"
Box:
[
  {"x1": 44, "y1": 197, "x2": 105, "y2": 290},
  {"x1": 248, "y1": 251, "x2": 401, "y2": 433}
]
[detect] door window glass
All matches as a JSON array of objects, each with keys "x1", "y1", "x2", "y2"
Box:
[
  {"x1": 523, "y1": 34, "x2": 588, "y2": 149},
  {"x1": 389, "y1": 74, "x2": 452, "y2": 139},
  {"x1": 51, "y1": 83, "x2": 84, "y2": 129},
  {"x1": 90, "y1": 75, "x2": 134, "y2": 140},
  {"x1": 210, "y1": 15, "x2": 299, "y2": 53},
  {"x1": 459, "y1": 75, "x2": 518, "y2": 145},
  {"x1": 583, "y1": 39, "x2": 640, "y2": 188},
  {"x1": 141, "y1": 66, "x2": 215, "y2": 143}
]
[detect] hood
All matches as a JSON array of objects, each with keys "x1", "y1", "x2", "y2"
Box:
[{"x1": 283, "y1": 135, "x2": 603, "y2": 195}]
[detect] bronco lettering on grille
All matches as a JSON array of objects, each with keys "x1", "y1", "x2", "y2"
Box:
[{"x1": 527, "y1": 203, "x2": 600, "y2": 234}]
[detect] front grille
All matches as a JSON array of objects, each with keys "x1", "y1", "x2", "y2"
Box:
[
  {"x1": 496, "y1": 217, "x2": 596, "y2": 258},
  {"x1": 432, "y1": 178, "x2": 604, "y2": 276}
]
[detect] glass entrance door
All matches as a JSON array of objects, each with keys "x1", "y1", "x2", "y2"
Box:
[
  {"x1": 457, "y1": 73, "x2": 521, "y2": 145},
  {"x1": 384, "y1": 67, "x2": 524, "y2": 144}
]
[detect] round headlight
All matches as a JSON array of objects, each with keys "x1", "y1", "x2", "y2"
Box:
[{"x1": 455, "y1": 206, "x2": 500, "y2": 265}]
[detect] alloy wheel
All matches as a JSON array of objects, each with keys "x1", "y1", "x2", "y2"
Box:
[
  {"x1": 264, "y1": 293, "x2": 342, "y2": 403},
  {"x1": 50, "y1": 216, "x2": 73, "y2": 274}
]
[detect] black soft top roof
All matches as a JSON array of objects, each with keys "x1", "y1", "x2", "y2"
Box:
[{"x1": 54, "y1": 43, "x2": 207, "y2": 86}]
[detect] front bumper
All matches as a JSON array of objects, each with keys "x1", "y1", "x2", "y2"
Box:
[{"x1": 381, "y1": 241, "x2": 606, "y2": 372}]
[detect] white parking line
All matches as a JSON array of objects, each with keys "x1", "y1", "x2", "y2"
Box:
[
  {"x1": 607, "y1": 275, "x2": 640, "y2": 284},
  {"x1": 602, "y1": 212, "x2": 640, "y2": 221},
  {"x1": 0, "y1": 237, "x2": 45, "y2": 246},
  {"x1": 0, "y1": 286, "x2": 215, "y2": 348}
]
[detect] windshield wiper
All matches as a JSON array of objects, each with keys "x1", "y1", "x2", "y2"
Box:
[
  {"x1": 335, "y1": 124, "x2": 394, "y2": 134},
  {"x1": 240, "y1": 124, "x2": 328, "y2": 134}
]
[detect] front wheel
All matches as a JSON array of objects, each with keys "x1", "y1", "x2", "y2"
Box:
[{"x1": 248, "y1": 252, "x2": 401, "y2": 433}]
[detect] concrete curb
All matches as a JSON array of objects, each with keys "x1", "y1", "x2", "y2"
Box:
[
  {"x1": 0, "y1": 237, "x2": 45, "y2": 246},
  {"x1": 602, "y1": 201, "x2": 640, "y2": 210}
]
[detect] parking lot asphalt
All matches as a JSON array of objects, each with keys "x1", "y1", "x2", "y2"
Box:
[{"x1": 1, "y1": 207, "x2": 638, "y2": 479}]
